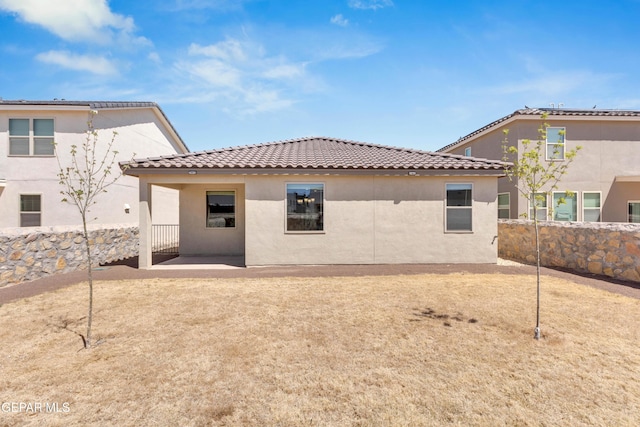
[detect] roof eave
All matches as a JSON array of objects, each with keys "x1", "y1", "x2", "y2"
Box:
[
  {"x1": 122, "y1": 166, "x2": 507, "y2": 177},
  {"x1": 148, "y1": 105, "x2": 190, "y2": 154}
]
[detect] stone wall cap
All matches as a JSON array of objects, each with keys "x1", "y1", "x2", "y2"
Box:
[
  {"x1": 499, "y1": 219, "x2": 640, "y2": 231},
  {"x1": 0, "y1": 223, "x2": 139, "y2": 237}
]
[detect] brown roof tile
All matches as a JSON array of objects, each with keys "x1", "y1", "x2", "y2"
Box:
[{"x1": 122, "y1": 137, "x2": 508, "y2": 174}]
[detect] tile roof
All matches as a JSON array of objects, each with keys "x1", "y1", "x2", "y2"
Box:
[
  {"x1": 0, "y1": 99, "x2": 189, "y2": 153},
  {"x1": 437, "y1": 107, "x2": 640, "y2": 152},
  {"x1": 122, "y1": 137, "x2": 508, "y2": 174}
]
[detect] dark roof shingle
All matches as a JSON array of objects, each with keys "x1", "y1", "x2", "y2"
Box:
[{"x1": 122, "y1": 136, "x2": 508, "y2": 174}]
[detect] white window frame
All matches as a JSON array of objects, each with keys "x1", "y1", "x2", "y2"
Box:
[
  {"x1": 582, "y1": 191, "x2": 602, "y2": 222},
  {"x1": 285, "y1": 182, "x2": 325, "y2": 233},
  {"x1": 629, "y1": 201, "x2": 640, "y2": 223},
  {"x1": 497, "y1": 192, "x2": 510, "y2": 219},
  {"x1": 464, "y1": 147, "x2": 472, "y2": 157},
  {"x1": 205, "y1": 190, "x2": 236, "y2": 228},
  {"x1": 20, "y1": 194, "x2": 42, "y2": 227},
  {"x1": 445, "y1": 183, "x2": 473, "y2": 232},
  {"x1": 545, "y1": 127, "x2": 566, "y2": 161},
  {"x1": 8, "y1": 118, "x2": 55, "y2": 157},
  {"x1": 551, "y1": 191, "x2": 578, "y2": 222},
  {"x1": 529, "y1": 192, "x2": 548, "y2": 221}
]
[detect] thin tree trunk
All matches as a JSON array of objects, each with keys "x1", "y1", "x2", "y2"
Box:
[
  {"x1": 534, "y1": 217, "x2": 541, "y2": 340},
  {"x1": 83, "y1": 218, "x2": 93, "y2": 348}
]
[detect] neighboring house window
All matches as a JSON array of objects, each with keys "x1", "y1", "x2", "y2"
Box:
[
  {"x1": 206, "y1": 191, "x2": 235, "y2": 228},
  {"x1": 498, "y1": 193, "x2": 510, "y2": 219},
  {"x1": 546, "y1": 127, "x2": 565, "y2": 161},
  {"x1": 445, "y1": 183, "x2": 472, "y2": 231},
  {"x1": 529, "y1": 192, "x2": 548, "y2": 220},
  {"x1": 629, "y1": 201, "x2": 640, "y2": 223},
  {"x1": 464, "y1": 147, "x2": 472, "y2": 157},
  {"x1": 286, "y1": 183, "x2": 324, "y2": 232},
  {"x1": 583, "y1": 192, "x2": 602, "y2": 222},
  {"x1": 9, "y1": 118, "x2": 55, "y2": 156},
  {"x1": 552, "y1": 191, "x2": 577, "y2": 221},
  {"x1": 20, "y1": 194, "x2": 41, "y2": 227}
]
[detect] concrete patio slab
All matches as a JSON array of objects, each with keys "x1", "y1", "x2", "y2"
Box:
[{"x1": 152, "y1": 255, "x2": 245, "y2": 270}]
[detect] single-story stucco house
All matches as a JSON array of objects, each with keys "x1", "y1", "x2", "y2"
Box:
[{"x1": 121, "y1": 137, "x2": 509, "y2": 268}]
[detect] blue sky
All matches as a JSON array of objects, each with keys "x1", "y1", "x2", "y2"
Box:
[{"x1": 1, "y1": 0, "x2": 640, "y2": 152}]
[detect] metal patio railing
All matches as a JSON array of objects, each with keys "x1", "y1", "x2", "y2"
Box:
[{"x1": 152, "y1": 224, "x2": 179, "y2": 254}]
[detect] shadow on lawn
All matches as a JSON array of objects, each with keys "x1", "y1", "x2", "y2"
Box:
[{"x1": 411, "y1": 308, "x2": 479, "y2": 327}]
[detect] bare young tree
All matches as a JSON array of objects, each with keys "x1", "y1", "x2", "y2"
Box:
[
  {"x1": 502, "y1": 113, "x2": 581, "y2": 340},
  {"x1": 56, "y1": 111, "x2": 123, "y2": 349}
]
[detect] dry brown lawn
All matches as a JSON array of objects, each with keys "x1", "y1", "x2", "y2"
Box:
[{"x1": 0, "y1": 273, "x2": 639, "y2": 426}]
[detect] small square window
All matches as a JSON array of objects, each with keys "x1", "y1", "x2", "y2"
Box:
[
  {"x1": 464, "y1": 147, "x2": 472, "y2": 157},
  {"x1": 9, "y1": 118, "x2": 54, "y2": 156},
  {"x1": 206, "y1": 191, "x2": 235, "y2": 228},
  {"x1": 20, "y1": 194, "x2": 41, "y2": 227},
  {"x1": 286, "y1": 183, "x2": 324, "y2": 232}
]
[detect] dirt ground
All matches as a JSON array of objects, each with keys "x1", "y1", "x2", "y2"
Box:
[
  {"x1": 1, "y1": 270, "x2": 639, "y2": 425},
  {"x1": 1, "y1": 256, "x2": 639, "y2": 305}
]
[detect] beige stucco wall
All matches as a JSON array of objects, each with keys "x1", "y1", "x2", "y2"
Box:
[
  {"x1": 0, "y1": 107, "x2": 183, "y2": 228},
  {"x1": 446, "y1": 117, "x2": 640, "y2": 222},
  {"x1": 179, "y1": 183, "x2": 245, "y2": 256},
  {"x1": 243, "y1": 174, "x2": 498, "y2": 265}
]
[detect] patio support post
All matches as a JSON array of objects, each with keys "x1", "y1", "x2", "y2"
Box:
[{"x1": 139, "y1": 178, "x2": 153, "y2": 269}]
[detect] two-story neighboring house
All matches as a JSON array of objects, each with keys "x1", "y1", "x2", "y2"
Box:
[
  {"x1": 0, "y1": 100, "x2": 189, "y2": 228},
  {"x1": 438, "y1": 108, "x2": 640, "y2": 223}
]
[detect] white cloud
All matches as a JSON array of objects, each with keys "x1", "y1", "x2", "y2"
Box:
[
  {"x1": 0, "y1": 0, "x2": 147, "y2": 45},
  {"x1": 171, "y1": 29, "x2": 382, "y2": 114},
  {"x1": 36, "y1": 50, "x2": 118, "y2": 76},
  {"x1": 242, "y1": 88, "x2": 295, "y2": 113},
  {"x1": 189, "y1": 40, "x2": 248, "y2": 62},
  {"x1": 173, "y1": 38, "x2": 309, "y2": 113},
  {"x1": 330, "y1": 14, "x2": 349, "y2": 27},
  {"x1": 348, "y1": 0, "x2": 394, "y2": 10},
  {"x1": 177, "y1": 58, "x2": 242, "y2": 88},
  {"x1": 261, "y1": 63, "x2": 306, "y2": 79}
]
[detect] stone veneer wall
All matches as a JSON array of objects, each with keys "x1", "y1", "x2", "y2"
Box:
[
  {"x1": 0, "y1": 225, "x2": 139, "y2": 287},
  {"x1": 499, "y1": 220, "x2": 640, "y2": 282}
]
